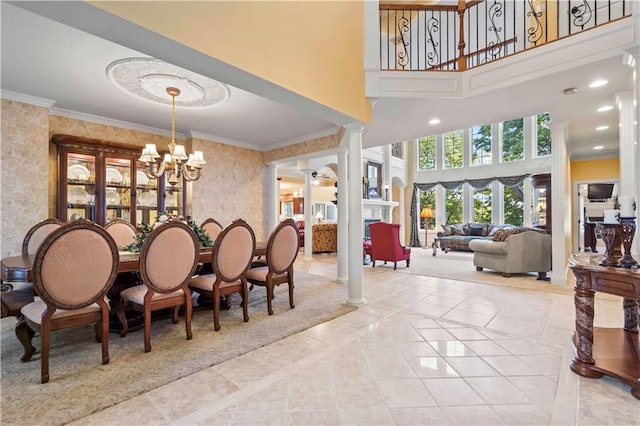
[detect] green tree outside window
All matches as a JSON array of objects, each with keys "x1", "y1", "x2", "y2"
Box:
[
  {"x1": 502, "y1": 118, "x2": 524, "y2": 162},
  {"x1": 473, "y1": 187, "x2": 492, "y2": 223},
  {"x1": 503, "y1": 183, "x2": 524, "y2": 226},
  {"x1": 472, "y1": 124, "x2": 492, "y2": 166},
  {"x1": 418, "y1": 135, "x2": 436, "y2": 170},
  {"x1": 537, "y1": 112, "x2": 552, "y2": 156},
  {"x1": 445, "y1": 188, "x2": 463, "y2": 224},
  {"x1": 444, "y1": 130, "x2": 463, "y2": 168}
]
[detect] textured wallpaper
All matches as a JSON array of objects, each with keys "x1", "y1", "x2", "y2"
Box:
[
  {"x1": 191, "y1": 137, "x2": 266, "y2": 241},
  {"x1": 262, "y1": 129, "x2": 343, "y2": 163},
  {"x1": 1, "y1": 100, "x2": 50, "y2": 257}
]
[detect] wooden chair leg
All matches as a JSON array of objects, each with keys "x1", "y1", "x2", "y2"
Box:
[
  {"x1": 406, "y1": 259, "x2": 410, "y2": 268},
  {"x1": 288, "y1": 281, "x2": 295, "y2": 309},
  {"x1": 242, "y1": 282, "x2": 249, "y2": 322},
  {"x1": 144, "y1": 306, "x2": 152, "y2": 353},
  {"x1": 116, "y1": 301, "x2": 129, "y2": 338},
  {"x1": 213, "y1": 287, "x2": 221, "y2": 331},
  {"x1": 15, "y1": 318, "x2": 36, "y2": 362},
  {"x1": 172, "y1": 306, "x2": 180, "y2": 324},
  {"x1": 185, "y1": 296, "x2": 193, "y2": 341},
  {"x1": 41, "y1": 325, "x2": 50, "y2": 384},
  {"x1": 100, "y1": 309, "x2": 109, "y2": 365},
  {"x1": 266, "y1": 283, "x2": 274, "y2": 316}
]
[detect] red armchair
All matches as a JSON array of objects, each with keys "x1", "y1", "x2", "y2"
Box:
[{"x1": 368, "y1": 222, "x2": 411, "y2": 270}]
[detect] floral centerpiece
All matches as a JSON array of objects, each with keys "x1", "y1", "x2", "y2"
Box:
[{"x1": 121, "y1": 212, "x2": 213, "y2": 253}]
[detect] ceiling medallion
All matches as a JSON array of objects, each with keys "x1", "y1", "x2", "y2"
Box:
[{"x1": 106, "y1": 57, "x2": 230, "y2": 108}]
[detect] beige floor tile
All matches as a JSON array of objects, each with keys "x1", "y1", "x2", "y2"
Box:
[
  {"x1": 406, "y1": 356, "x2": 460, "y2": 379},
  {"x1": 288, "y1": 410, "x2": 340, "y2": 425},
  {"x1": 441, "y1": 308, "x2": 495, "y2": 327},
  {"x1": 458, "y1": 339, "x2": 511, "y2": 356},
  {"x1": 338, "y1": 406, "x2": 395, "y2": 425},
  {"x1": 394, "y1": 341, "x2": 441, "y2": 358},
  {"x1": 444, "y1": 356, "x2": 501, "y2": 377},
  {"x1": 389, "y1": 406, "x2": 451, "y2": 425},
  {"x1": 428, "y1": 340, "x2": 476, "y2": 357},
  {"x1": 465, "y1": 376, "x2": 533, "y2": 404},
  {"x1": 481, "y1": 355, "x2": 541, "y2": 376},
  {"x1": 490, "y1": 403, "x2": 553, "y2": 425},
  {"x1": 377, "y1": 378, "x2": 437, "y2": 408},
  {"x1": 416, "y1": 327, "x2": 457, "y2": 341},
  {"x1": 445, "y1": 327, "x2": 490, "y2": 340},
  {"x1": 441, "y1": 405, "x2": 507, "y2": 425},
  {"x1": 422, "y1": 378, "x2": 484, "y2": 406}
]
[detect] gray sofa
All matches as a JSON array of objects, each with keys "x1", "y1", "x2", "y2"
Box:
[
  {"x1": 468, "y1": 228, "x2": 551, "y2": 278},
  {"x1": 433, "y1": 223, "x2": 514, "y2": 255}
]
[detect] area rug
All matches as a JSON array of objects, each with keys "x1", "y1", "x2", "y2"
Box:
[
  {"x1": 0, "y1": 271, "x2": 354, "y2": 426},
  {"x1": 370, "y1": 248, "x2": 575, "y2": 295}
]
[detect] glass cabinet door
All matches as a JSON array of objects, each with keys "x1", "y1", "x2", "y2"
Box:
[
  {"x1": 105, "y1": 156, "x2": 133, "y2": 223},
  {"x1": 135, "y1": 161, "x2": 159, "y2": 226},
  {"x1": 66, "y1": 152, "x2": 97, "y2": 222}
]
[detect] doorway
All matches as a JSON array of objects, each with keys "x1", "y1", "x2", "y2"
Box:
[{"x1": 573, "y1": 180, "x2": 618, "y2": 253}]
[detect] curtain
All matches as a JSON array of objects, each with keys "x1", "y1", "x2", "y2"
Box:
[{"x1": 408, "y1": 174, "x2": 530, "y2": 247}]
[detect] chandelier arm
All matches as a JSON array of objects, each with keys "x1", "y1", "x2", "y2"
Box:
[
  {"x1": 142, "y1": 161, "x2": 167, "y2": 179},
  {"x1": 181, "y1": 167, "x2": 202, "y2": 182}
]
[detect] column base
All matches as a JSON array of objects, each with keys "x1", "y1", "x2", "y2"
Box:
[{"x1": 343, "y1": 298, "x2": 367, "y2": 307}]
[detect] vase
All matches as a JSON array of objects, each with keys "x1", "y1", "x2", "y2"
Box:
[
  {"x1": 617, "y1": 217, "x2": 637, "y2": 268},
  {"x1": 599, "y1": 224, "x2": 620, "y2": 267}
]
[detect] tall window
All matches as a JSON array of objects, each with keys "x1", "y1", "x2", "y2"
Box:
[
  {"x1": 536, "y1": 113, "x2": 552, "y2": 157},
  {"x1": 471, "y1": 125, "x2": 492, "y2": 166},
  {"x1": 473, "y1": 187, "x2": 492, "y2": 223},
  {"x1": 418, "y1": 135, "x2": 436, "y2": 170},
  {"x1": 502, "y1": 118, "x2": 524, "y2": 162},
  {"x1": 420, "y1": 189, "x2": 436, "y2": 230},
  {"x1": 503, "y1": 182, "x2": 524, "y2": 226},
  {"x1": 443, "y1": 130, "x2": 463, "y2": 169},
  {"x1": 445, "y1": 188, "x2": 463, "y2": 224}
]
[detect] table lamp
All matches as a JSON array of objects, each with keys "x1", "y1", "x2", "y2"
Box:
[{"x1": 315, "y1": 211, "x2": 324, "y2": 224}]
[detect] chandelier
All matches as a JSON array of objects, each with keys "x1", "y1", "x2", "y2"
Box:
[{"x1": 138, "y1": 87, "x2": 206, "y2": 185}]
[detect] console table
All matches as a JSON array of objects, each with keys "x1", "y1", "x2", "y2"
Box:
[{"x1": 568, "y1": 253, "x2": 639, "y2": 399}]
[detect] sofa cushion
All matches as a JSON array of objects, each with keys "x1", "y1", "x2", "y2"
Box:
[
  {"x1": 468, "y1": 239, "x2": 508, "y2": 254},
  {"x1": 468, "y1": 224, "x2": 485, "y2": 236},
  {"x1": 487, "y1": 224, "x2": 515, "y2": 237},
  {"x1": 492, "y1": 226, "x2": 545, "y2": 242}
]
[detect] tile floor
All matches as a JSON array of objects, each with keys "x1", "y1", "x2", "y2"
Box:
[{"x1": 71, "y1": 254, "x2": 639, "y2": 425}]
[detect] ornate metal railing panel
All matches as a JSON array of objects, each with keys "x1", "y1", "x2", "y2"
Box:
[{"x1": 380, "y1": 0, "x2": 631, "y2": 72}]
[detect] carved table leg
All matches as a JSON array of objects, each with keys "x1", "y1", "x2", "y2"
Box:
[
  {"x1": 570, "y1": 269, "x2": 602, "y2": 378},
  {"x1": 623, "y1": 298, "x2": 638, "y2": 332},
  {"x1": 15, "y1": 317, "x2": 36, "y2": 362}
]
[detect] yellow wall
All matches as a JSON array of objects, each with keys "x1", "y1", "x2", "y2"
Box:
[
  {"x1": 90, "y1": 1, "x2": 371, "y2": 124},
  {"x1": 571, "y1": 157, "x2": 620, "y2": 182}
]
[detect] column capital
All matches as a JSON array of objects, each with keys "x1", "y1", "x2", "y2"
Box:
[{"x1": 343, "y1": 122, "x2": 366, "y2": 133}]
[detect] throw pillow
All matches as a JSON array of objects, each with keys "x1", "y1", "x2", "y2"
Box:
[
  {"x1": 450, "y1": 224, "x2": 465, "y2": 236},
  {"x1": 469, "y1": 224, "x2": 484, "y2": 236},
  {"x1": 492, "y1": 226, "x2": 544, "y2": 242},
  {"x1": 440, "y1": 224, "x2": 453, "y2": 236}
]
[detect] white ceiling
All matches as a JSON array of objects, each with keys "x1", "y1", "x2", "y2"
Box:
[{"x1": 1, "y1": 2, "x2": 633, "y2": 161}]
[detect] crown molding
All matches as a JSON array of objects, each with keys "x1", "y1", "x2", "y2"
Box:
[
  {"x1": 1, "y1": 90, "x2": 56, "y2": 108},
  {"x1": 49, "y1": 106, "x2": 187, "y2": 140},
  {"x1": 266, "y1": 126, "x2": 342, "y2": 151},
  {"x1": 189, "y1": 131, "x2": 261, "y2": 151}
]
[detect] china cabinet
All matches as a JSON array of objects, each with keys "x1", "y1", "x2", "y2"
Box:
[
  {"x1": 53, "y1": 134, "x2": 186, "y2": 226},
  {"x1": 531, "y1": 173, "x2": 551, "y2": 233}
]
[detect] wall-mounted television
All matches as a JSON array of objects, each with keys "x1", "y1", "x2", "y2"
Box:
[{"x1": 587, "y1": 183, "x2": 615, "y2": 201}]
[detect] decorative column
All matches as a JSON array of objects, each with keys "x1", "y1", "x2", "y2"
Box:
[
  {"x1": 336, "y1": 146, "x2": 348, "y2": 284},
  {"x1": 345, "y1": 123, "x2": 366, "y2": 306},
  {"x1": 304, "y1": 170, "x2": 313, "y2": 260},
  {"x1": 550, "y1": 120, "x2": 569, "y2": 285},
  {"x1": 264, "y1": 163, "x2": 279, "y2": 236},
  {"x1": 398, "y1": 184, "x2": 406, "y2": 245}
]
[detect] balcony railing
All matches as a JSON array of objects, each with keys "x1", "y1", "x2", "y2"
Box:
[{"x1": 380, "y1": 0, "x2": 632, "y2": 71}]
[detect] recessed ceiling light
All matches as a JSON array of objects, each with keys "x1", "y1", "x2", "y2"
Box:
[
  {"x1": 429, "y1": 119, "x2": 441, "y2": 125},
  {"x1": 596, "y1": 125, "x2": 609, "y2": 131},
  {"x1": 597, "y1": 105, "x2": 614, "y2": 112},
  {"x1": 593, "y1": 146, "x2": 604, "y2": 150},
  {"x1": 589, "y1": 79, "x2": 608, "y2": 88},
  {"x1": 563, "y1": 87, "x2": 578, "y2": 95}
]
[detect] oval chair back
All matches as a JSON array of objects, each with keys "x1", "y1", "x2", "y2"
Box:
[
  {"x1": 22, "y1": 218, "x2": 64, "y2": 256},
  {"x1": 104, "y1": 219, "x2": 137, "y2": 249},
  {"x1": 211, "y1": 219, "x2": 256, "y2": 282},
  {"x1": 201, "y1": 218, "x2": 224, "y2": 242},
  {"x1": 267, "y1": 219, "x2": 300, "y2": 274}
]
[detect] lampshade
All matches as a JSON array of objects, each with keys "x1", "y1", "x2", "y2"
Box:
[
  {"x1": 420, "y1": 206, "x2": 434, "y2": 219},
  {"x1": 315, "y1": 211, "x2": 324, "y2": 219}
]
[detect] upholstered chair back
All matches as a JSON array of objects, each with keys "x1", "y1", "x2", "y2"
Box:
[
  {"x1": 212, "y1": 219, "x2": 256, "y2": 282},
  {"x1": 33, "y1": 219, "x2": 118, "y2": 310},
  {"x1": 104, "y1": 219, "x2": 137, "y2": 248},
  {"x1": 22, "y1": 218, "x2": 64, "y2": 256},
  {"x1": 201, "y1": 218, "x2": 224, "y2": 241},
  {"x1": 139, "y1": 221, "x2": 199, "y2": 293},
  {"x1": 268, "y1": 219, "x2": 299, "y2": 273}
]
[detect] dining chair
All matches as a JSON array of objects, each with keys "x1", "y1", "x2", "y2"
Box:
[
  {"x1": 117, "y1": 221, "x2": 198, "y2": 352},
  {"x1": 245, "y1": 219, "x2": 299, "y2": 315},
  {"x1": 16, "y1": 219, "x2": 119, "y2": 383},
  {"x1": 200, "y1": 218, "x2": 224, "y2": 241},
  {"x1": 1, "y1": 218, "x2": 65, "y2": 319},
  {"x1": 104, "y1": 218, "x2": 137, "y2": 248},
  {"x1": 188, "y1": 218, "x2": 256, "y2": 331}
]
